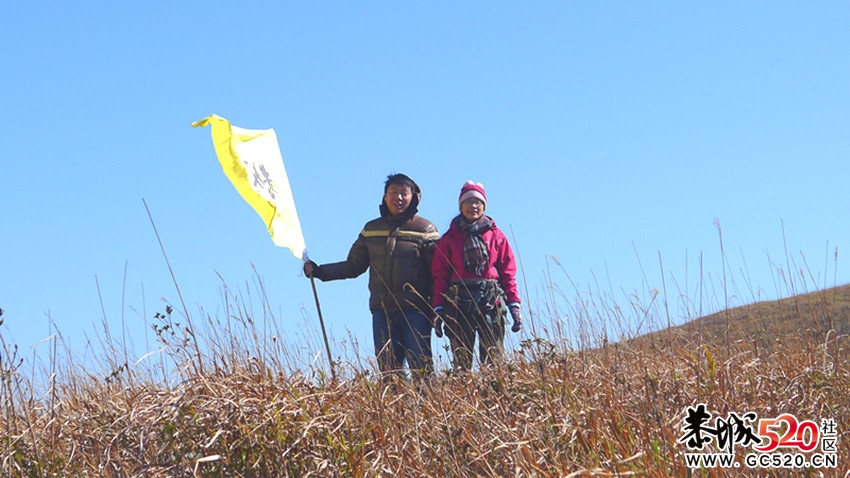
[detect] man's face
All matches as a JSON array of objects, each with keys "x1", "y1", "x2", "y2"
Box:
[{"x1": 384, "y1": 184, "x2": 413, "y2": 217}]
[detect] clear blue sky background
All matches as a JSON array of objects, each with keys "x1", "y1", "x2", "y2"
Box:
[{"x1": 2, "y1": 2, "x2": 848, "y2": 371}]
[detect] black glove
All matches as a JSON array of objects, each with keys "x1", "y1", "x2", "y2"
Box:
[
  {"x1": 303, "y1": 260, "x2": 323, "y2": 279},
  {"x1": 509, "y1": 305, "x2": 523, "y2": 333},
  {"x1": 432, "y1": 310, "x2": 445, "y2": 338}
]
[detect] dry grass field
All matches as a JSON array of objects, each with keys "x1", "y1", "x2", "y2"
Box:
[{"x1": 1, "y1": 276, "x2": 848, "y2": 476}]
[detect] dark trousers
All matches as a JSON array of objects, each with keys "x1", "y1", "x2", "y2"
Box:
[{"x1": 445, "y1": 304, "x2": 505, "y2": 372}]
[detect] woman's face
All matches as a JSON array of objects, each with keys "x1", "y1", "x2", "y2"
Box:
[
  {"x1": 384, "y1": 184, "x2": 413, "y2": 217},
  {"x1": 460, "y1": 198, "x2": 485, "y2": 221}
]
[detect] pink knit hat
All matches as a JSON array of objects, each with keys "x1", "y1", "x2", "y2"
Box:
[{"x1": 458, "y1": 181, "x2": 487, "y2": 209}]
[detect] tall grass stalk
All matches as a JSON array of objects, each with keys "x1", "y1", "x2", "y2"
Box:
[{"x1": 1, "y1": 245, "x2": 848, "y2": 476}]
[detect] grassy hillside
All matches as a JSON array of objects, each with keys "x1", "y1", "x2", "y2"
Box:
[
  {"x1": 1, "y1": 282, "x2": 848, "y2": 476},
  {"x1": 631, "y1": 283, "x2": 850, "y2": 351}
]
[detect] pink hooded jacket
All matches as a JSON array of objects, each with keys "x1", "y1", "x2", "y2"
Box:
[{"x1": 431, "y1": 216, "x2": 521, "y2": 310}]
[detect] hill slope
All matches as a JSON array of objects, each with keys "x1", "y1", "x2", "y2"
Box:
[
  {"x1": 2, "y1": 284, "x2": 848, "y2": 476},
  {"x1": 628, "y1": 283, "x2": 850, "y2": 352}
]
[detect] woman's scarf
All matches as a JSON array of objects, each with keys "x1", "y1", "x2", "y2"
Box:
[{"x1": 453, "y1": 215, "x2": 494, "y2": 275}]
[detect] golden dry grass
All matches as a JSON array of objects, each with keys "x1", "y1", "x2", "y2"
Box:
[{"x1": 1, "y1": 282, "x2": 849, "y2": 476}]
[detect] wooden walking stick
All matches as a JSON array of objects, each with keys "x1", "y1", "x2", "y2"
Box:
[{"x1": 309, "y1": 274, "x2": 336, "y2": 382}]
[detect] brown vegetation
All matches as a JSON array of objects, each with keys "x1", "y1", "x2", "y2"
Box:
[{"x1": 1, "y1": 281, "x2": 848, "y2": 476}]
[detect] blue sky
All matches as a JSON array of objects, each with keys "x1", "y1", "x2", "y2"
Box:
[{"x1": 2, "y1": 2, "x2": 848, "y2": 370}]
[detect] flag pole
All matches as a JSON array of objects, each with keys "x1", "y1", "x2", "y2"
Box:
[{"x1": 309, "y1": 275, "x2": 336, "y2": 382}]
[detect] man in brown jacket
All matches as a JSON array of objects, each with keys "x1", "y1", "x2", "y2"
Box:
[{"x1": 304, "y1": 173, "x2": 439, "y2": 378}]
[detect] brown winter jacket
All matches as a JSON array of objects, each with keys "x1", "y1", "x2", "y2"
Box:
[{"x1": 313, "y1": 188, "x2": 438, "y2": 313}]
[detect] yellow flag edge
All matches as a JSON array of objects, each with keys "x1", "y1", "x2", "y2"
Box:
[{"x1": 193, "y1": 114, "x2": 281, "y2": 246}]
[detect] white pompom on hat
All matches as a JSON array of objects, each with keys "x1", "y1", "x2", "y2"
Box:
[{"x1": 458, "y1": 181, "x2": 487, "y2": 209}]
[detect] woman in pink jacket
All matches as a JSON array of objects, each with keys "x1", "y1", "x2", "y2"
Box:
[{"x1": 431, "y1": 181, "x2": 523, "y2": 371}]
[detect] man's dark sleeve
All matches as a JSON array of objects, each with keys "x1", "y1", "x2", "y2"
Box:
[{"x1": 318, "y1": 234, "x2": 370, "y2": 281}]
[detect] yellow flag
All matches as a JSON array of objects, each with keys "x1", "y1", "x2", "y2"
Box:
[{"x1": 192, "y1": 114, "x2": 306, "y2": 260}]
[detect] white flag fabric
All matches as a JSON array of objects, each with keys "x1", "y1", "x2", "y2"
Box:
[{"x1": 193, "y1": 114, "x2": 306, "y2": 260}]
